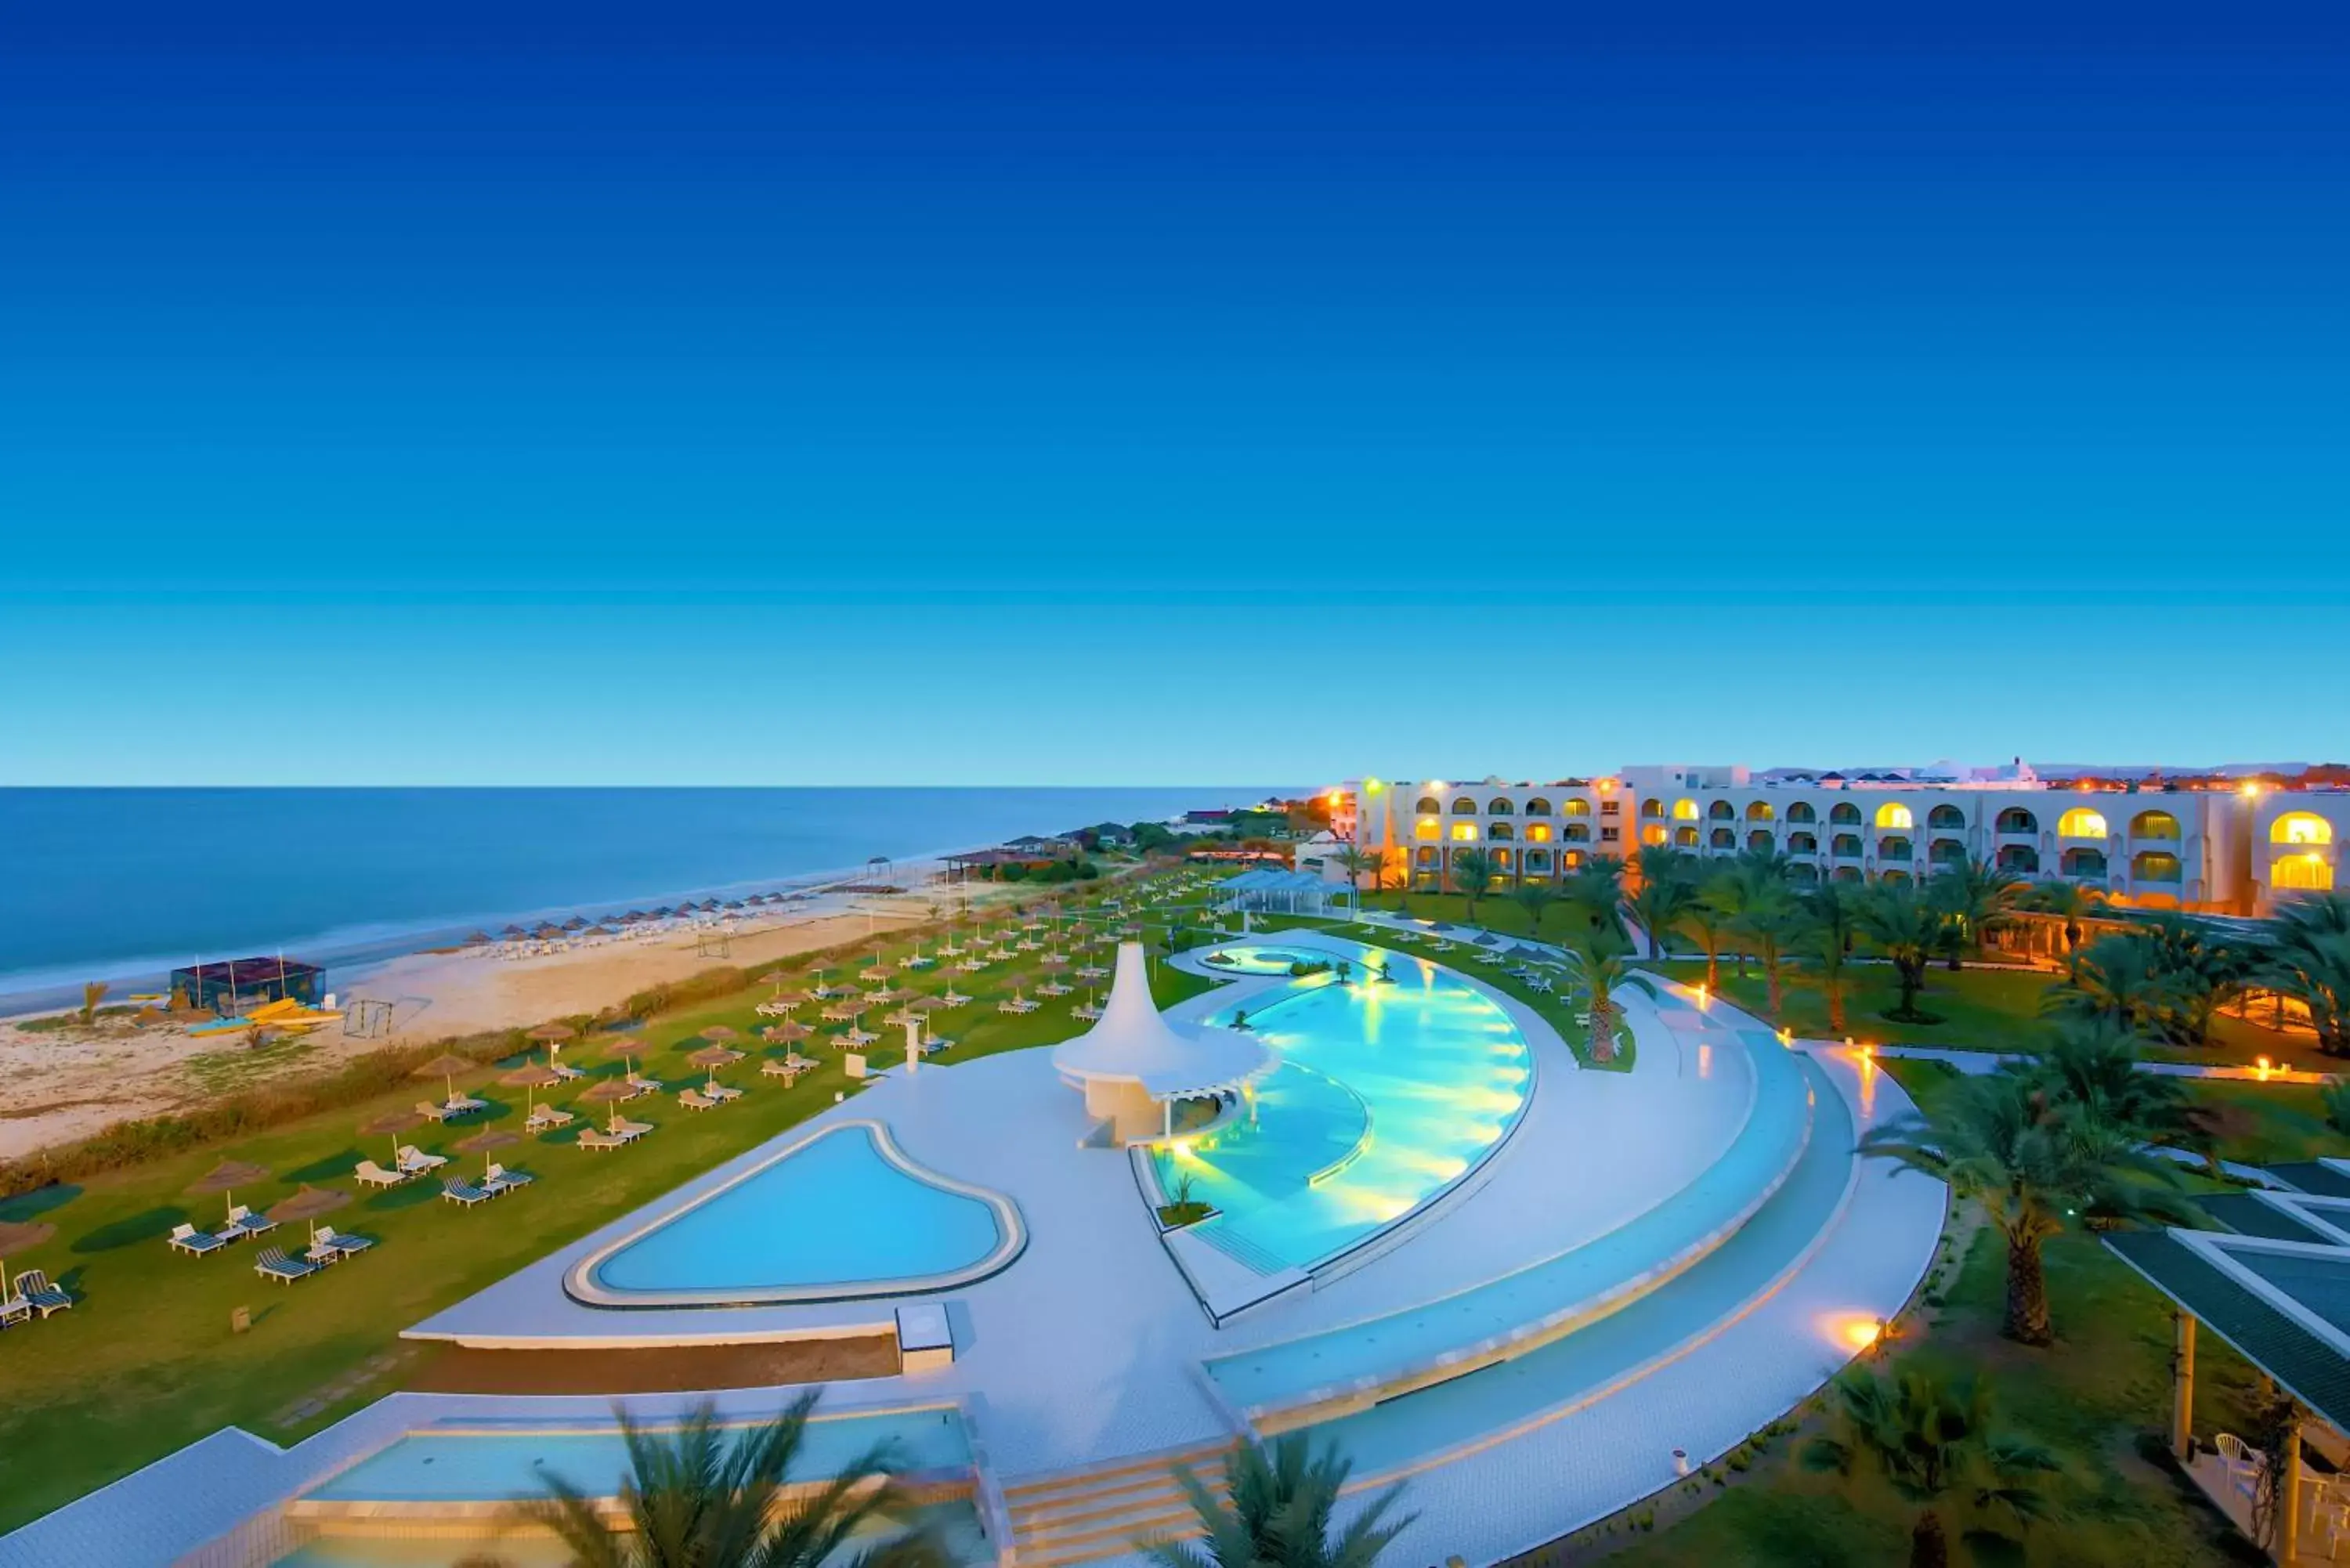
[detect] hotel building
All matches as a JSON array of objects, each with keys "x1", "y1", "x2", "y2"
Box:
[{"x1": 1311, "y1": 764, "x2": 2350, "y2": 915}]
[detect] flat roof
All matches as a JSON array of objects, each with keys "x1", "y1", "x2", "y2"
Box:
[
  {"x1": 2106, "y1": 1229, "x2": 2350, "y2": 1434},
  {"x1": 169, "y1": 958, "x2": 323, "y2": 980}
]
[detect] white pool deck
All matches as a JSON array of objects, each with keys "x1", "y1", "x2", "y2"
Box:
[{"x1": 0, "y1": 930, "x2": 1943, "y2": 1568}]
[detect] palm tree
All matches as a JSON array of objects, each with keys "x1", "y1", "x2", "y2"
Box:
[
  {"x1": 1563, "y1": 855, "x2": 1627, "y2": 939},
  {"x1": 2026, "y1": 880, "x2": 2105, "y2": 979},
  {"x1": 1149, "y1": 1436, "x2": 1413, "y2": 1568},
  {"x1": 1801, "y1": 1366, "x2": 2059, "y2": 1568},
  {"x1": 2019, "y1": 1018, "x2": 2200, "y2": 1145},
  {"x1": 1928, "y1": 858, "x2": 2026, "y2": 971},
  {"x1": 1683, "y1": 882, "x2": 1733, "y2": 992},
  {"x1": 2259, "y1": 892, "x2": 2350, "y2": 1055},
  {"x1": 1712, "y1": 854, "x2": 1802, "y2": 1015},
  {"x1": 1576, "y1": 929, "x2": 1635, "y2": 1064},
  {"x1": 1623, "y1": 867, "x2": 1695, "y2": 962},
  {"x1": 1861, "y1": 1073, "x2": 2193, "y2": 1345},
  {"x1": 1509, "y1": 880, "x2": 1555, "y2": 937},
  {"x1": 1854, "y1": 880, "x2": 1949, "y2": 1022},
  {"x1": 526, "y1": 1394, "x2": 945, "y2": 1568},
  {"x1": 1332, "y1": 844, "x2": 1381, "y2": 909},
  {"x1": 1449, "y1": 849, "x2": 1495, "y2": 923},
  {"x1": 1799, "y1": 882, "x2": 1858, "y2": 1033}
]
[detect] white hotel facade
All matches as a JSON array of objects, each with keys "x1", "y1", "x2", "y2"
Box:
[{"x1": 1314, "y1": 764, "x2": 2348, "y2": 916}]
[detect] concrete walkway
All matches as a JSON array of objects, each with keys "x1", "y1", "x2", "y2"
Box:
[{"x1": 1858, "y1": 1041, "x2": 2337, "y2": 1085}]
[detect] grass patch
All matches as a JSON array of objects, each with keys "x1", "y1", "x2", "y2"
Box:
[
  {"x1": 183, "y1": 1035, "x2": 324, "y2": 1097},
  {"x1": 1646, "y1": 959, "x2": 2059, "y2": 1051},
  {"x1": 0, "y1": 875, "x2": 1230, "y2": 1532}
]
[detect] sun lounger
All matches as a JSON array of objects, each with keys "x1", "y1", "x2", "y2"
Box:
[
  {"x1": 705, "y1": 1081, "x2": 743, "y2": 1101},
  {"x1": 441, "y1": 1176, "x2": 494, "y2": 1205},
  {"x1": 482, "y1": 1162, "x2": 533, "y2": 1195},
  {"x1": 355, "y1": 1158, "x2": 409, "y2": 1188},
  {"x1": 217, "y1": 1204, "x2": 278, "y2": 1243},
  {"x1": 577, "y1": 1127, "x2": 628, "y2": 1151},
  {"x1": 442, "y1": 1094, "x2": 487, "y2": 1118},
  {"x1": 396, "y1": 1145, "x2": 447, "y2": 1173},
  {"x1": 625, "y1": 1074, "x2": 663, "y2": 1095},
  {"x1": 761, "y1": 1057, "x2": 807, "y2": 1082},
  {"x1": 0, "y1": 1295, "x2": 31, "y2": 1329},
  {"x1": 168, "y1": 1223, "x2": 226, "y2": 1256},
  {"x1": 612, "y1": 1118, "x2": 653, "y2": 1140},
  {"x1": 548, "y1": 1061, "x2": 586, "y2": 1081},
  {"x1": 525, "y1": 1103, "x2": 574, "y2": 1131},
  {"x1": 12, "y1": 1269, "x2": 71, "y2": 1317},
  {"x1": 416, "y1": 1100, "x2": 455, "y2": 1122},
  {"x1": 254, "y1": 1246, "x2": 316, "y2": 1283},
  {"x1": 313, "y1": 1226, "x2": 372, "y2": 1259},
  {"x1": 678, "y1": 1088, "x2": 719, "y2": 1111}
]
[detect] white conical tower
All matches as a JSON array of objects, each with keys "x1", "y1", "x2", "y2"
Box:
[{"x1": 1051, "y1": 941, "x2": 1274, "y2": 1143}]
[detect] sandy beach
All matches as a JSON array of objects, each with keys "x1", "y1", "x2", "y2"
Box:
[{"x1": 0, "y1": 900, "x2": 946, "y2": 1161}]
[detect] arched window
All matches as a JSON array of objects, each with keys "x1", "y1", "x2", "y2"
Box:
[
  {"x1": 1996, "y1": 808, "x2": 2039, "y2": 835},
  {"x1": 1491, "y1": 849, "x2": 1513, "y2": 870},
  {"x1": 1524, "y1": 797, "x2": 1552, "y2": 816},
  {"x1": 1746, "y1": 800, "x2": 1775, "y2": 822},
  {"x1": 1524, "y1": 822, "x2": 1552, "y2": 844},
  {"x1": 1710, "y1": 827, "x2": 1736, "y2": 850},
  {"x1": 2274, "y1": 812, "x2": 2335, "y2": 846},
  {"x1": 1790, "y1": 862, "x2": 1819, "y2": 883},
  {"x1": 1637, "y1": 799, "x2": 1661, "y2": 819},
  {"x1": 1488, "y1": 797, "x2": 1515, "y2": 816},
  {"x1": 1640, "y1": 824, "x2": 1668, "y2": 847},
  {"x1": 1788, "y1": 832, "x2": 1819, "y2": 854},
  {"x1": 1831, "y1": 802, "x2": 1862, "y2": 826},
  {"x1": 1672, "y1": 799, "x2": 1700, "y2": 822},
  {"x1": 1414, "y1": 818, "x2": 1438, "y2": 840},
  {"x1": 1878, "y1": 869, "x2": 1912, "y2": 887},
  {"x1": 1998, "y1": 844, "x2": 2041, "y2": 874},
  {"x1": 1415, "y1": 846, "x2": 1437, "y2": 865},
  {"x1": 1453, "y1": 797, "x2": 1480, "y2": 815},
  {"x1": 2129, "y1": 811, "x2": 2181, "y2": 841},
  {"x1": 1674, "y1": 826, "x2": 1699, "y2": 847},
  {"x1": 1563, "y1": 799, "x2": 1591, "y2": 817},
  {"x1": 1929, "y1": 838, "x2": 1966, "y2": 865},
  {"x1": 1928, "y1": 804, "x2": 1965, "y2": 829},
  {"x1": 1488, "y1": 822, "x2": 1515, "y2": 841},
  {"x1": 1563, "y1": 850, "x2": 1586, "y2": 870},
  {"x1": 1708, "y1": 800, "x2": 1735, "y2": 821},
  {"x1": 2060, "y1": 847, "x2": 2108, "y2": 878},
  {"x1": 1748, "y1": 829, "x2": 1774, "y2": 852},
  {"x1": 1875, "y1": 803, "x2": 1914, "y2": 830},
  {"x1": 2276, "y1": 852, "x2": 2336, "y2": 891},
  {"x1": 1833, "y1": 833, "x2": 1862, "y2": 858},
  {"x1": 1879, "y1": 836, "x2": 1913, "y2": 862},
  {"x1": 1564, "y1": 823, "x2": 1589, "y2": 843},
  {"x1": 1524, "y1": 849, "x2": 1550, "y2": 873},
  {"x1": 2058, "y1": 809, "x2": 2108, "y2": 840},
  {"x1": 1787, "y1": 801, "x2": 1817, "y2": 824},
  {"x1": 2131, "y1": 851, "x2": 2182, "y2": 883},
  {"x1": 1449, "y1": 822, "x2": 1479, "y2": 841},
  {"x1": 1414, "y1": 797, "x2": 1440, "y2": 815},
  {"x1": 1832, "y1": 865, "x2": 1864, "y2": 884}
]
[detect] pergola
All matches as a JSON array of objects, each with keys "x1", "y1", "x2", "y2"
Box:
[
  {"x1": 1215, "y1": 868, "x2": 1346, "y2": 917},
  {"x1": 2106, "y1": 1170, "x2": 2350, "y2": 1564}
]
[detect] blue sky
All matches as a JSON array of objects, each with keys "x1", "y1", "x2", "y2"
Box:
[{"x1": 5, "y1": 4, "x2": 2347, "y2": 784}]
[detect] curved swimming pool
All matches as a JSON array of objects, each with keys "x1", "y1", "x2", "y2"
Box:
[
  {"x1": 567, "y1": 1121, "x2": 1025, "y2": 1306},
  {"x1": 1156, "y1": 940, "x2": 1533, "y2": 1275}
]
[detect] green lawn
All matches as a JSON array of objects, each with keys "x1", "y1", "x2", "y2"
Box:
[
  {"x1": 1599, "y1": 1057, "x2": 2269, "y2": 1567},
  {"x1": 1348, "y1": 890, "x2": 1601, "y2": 942},
  {"x1": 2182, "y1": 1081, "x2": 2342, "y2": 1165},
  {"x1": 0, "y1": 876, "x2": 1228, "y2": 1533}
]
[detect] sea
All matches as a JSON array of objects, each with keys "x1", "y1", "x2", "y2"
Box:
[{"x1": 0, "y1": 787, "x2": 1287, "y2": 1013}]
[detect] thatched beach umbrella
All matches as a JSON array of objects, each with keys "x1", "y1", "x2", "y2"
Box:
[
  {"x1": 1040, "y1": 953, "x2": 1069, "y2": 970},
  {"x1": 761, "y1": 1021, "x2": 813, "y2": 1045},
  {"x1": 699, "y1": 1024, "x2": 739, "y2": 1042},
  {"x1": 909, "y1": 995, "x2": 952, "y2": 1013},
  {"x1": 867, "y1": 984, "x2": 911, "y2": 1004},
  {"x1": 186, "y1": 1158, "x2": 271, "y2": 1219},
  {"x1": 687, "y1": 1044, "x2": 744, "y2": 1069},
  {"x1": 266, "y1": 1185, "x2": 349, "y2": 1225},
  {"x1": 410, "y1": 1052, "x2": 478, "y2": 1106},
  {"x1": 0, "y1": 1219, "x2": 56, "y2": 1300},
  {"x1": 501, "y1": 1059, "x2": 562, "y2": 1119},
  {"x1": 526, "y1": 1022, "x2": 577, "y2": 1051},
  {"x1": 360, "y1": 1108, "x2": 425, "y2": 1136},
  {"x1": 578, "y1": 1078, "x2": 635, "y2": 1104},
  {"x1": 938, "y1": 988, "x2": 972, "y2": 1009},
  {"x1": 456, "y1": 1129, "x2": 520, "y2": 1154}
]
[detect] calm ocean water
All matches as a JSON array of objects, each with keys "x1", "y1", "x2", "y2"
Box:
[{"x1": 0, "y1": 787, "x2": 1282, "y2": 1007}]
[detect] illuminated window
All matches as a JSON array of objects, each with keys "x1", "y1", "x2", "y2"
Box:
[
  {"x1": 1453, "y1": 798, "x2": 1478, "y2": 815},
  {"x1": 1875, "y1": 803, "x2": 1914, "y2": 830},
  {"x1": 2276, "y1": 851, "x2": 2336, "y2": 890},
  {"x1": 1672, "y1": 799, "x2": 1699, "y2": 821},
  {"x1": 1450, "y1": 822, "x2": 1479, "y2": 841},
  {"x1": 2131, "y1": 851, "x2": 2182, "y2": 883},
  {"x1": 2057, "y1": 808, "x2": 2108, "y2": 840},
  {"x1": 1640, "y1": 824, "x2": 1668, "y2": 847},
  {"x1": 1524, "y1": 822, "x2": 1552, "y2": 843},
  {"x1": 1638, "y1": 800, "x2": 1661, "y2": 819},
  {"x1": 2129, "y1": 811, "x2": 2181, "y2": 840},
  {"x1": 1491, "y1": 849, "x2": 1513, "y2": 869},
  {"x1": 1746, "y1": 801, "x2": 1775, "y2": 822},
  {"x1": 1414, "y1": 818, "x2": 1439, "y2": 840},
  {"x1": 1564, "y1": 850, "x2": 1585, "y2": 869},
  {"x1": 2274, "y1": 812, "x2": 2335, "y2": 846},
  {"x1": 1564, "y1": 798, "x2": 1590, "y2": 817},
  {"x1": 1674, "y1": 826, "x2": 1699, "y2": 847}
]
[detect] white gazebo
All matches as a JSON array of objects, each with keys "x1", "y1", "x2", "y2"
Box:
[{"x1": 1051, "y1": 941, "x2": 1276, "y2": 1143}]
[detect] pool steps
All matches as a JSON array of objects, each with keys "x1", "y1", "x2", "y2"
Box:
[{"x1": 1001, "y1": 1438, "x2": 1236, "y2": 1568}]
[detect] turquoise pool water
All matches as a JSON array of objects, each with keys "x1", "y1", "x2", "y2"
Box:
[
  {"x1": 1156, "y1": 941, "x2": 1531, "y2": 1274},
  {"x1": 578, "y1": 1123, "x2": 1016, "y2": 1303},
  {"x1": 1202, "y1": 945, "x2": 1340, "y2": 975},
  {"x1": 1206, "y1": 1026, "x2": 1813, "y2": 1413},
  {"x1": 303, "y1": 1407, "x2": 972, "y2": 1505}
]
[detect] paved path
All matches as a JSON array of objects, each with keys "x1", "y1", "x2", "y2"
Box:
[{"x1": 1857, "y1": 1042, "x2": 2336, "y2": 1086}]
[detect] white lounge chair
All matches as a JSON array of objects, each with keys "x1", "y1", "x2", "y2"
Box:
[
  {"x1": 312, "y1": 1226, "x2": 372, "y2": 1259},
  {"x1": 548, "y1": 1060, "x2": 587, "y2": 1081},
  {"x1": 678, "y1": 1088, "x2": 719, "y2": 1111},
  {"x1": 525, "y1": 1102, "x2": 574, "y2": 1131},
  {"x1": 416, "y1": 1100, "x2": 455, "y2": 1122},
  {"x1": 483, "y1": 1162, "x2": 533, "y2": 1195},
  {"x1": 760, "y1": 1057, "x2": 807, "y2": 1082},
  {"x1": 168, "y1": 1223, "x2": 226, "y2": 1256},
  {"x1": 355, "y1": 1159, "x2": 408, "y2": 1188},
  {"x1": 441, "y1": 1175, "x2": 494, "y2": 1205},
  {"x1": 0, "y1": 1293, "x2": 31, "y2": 1328},
  {"x1": 442, "y1": 1094, "x2": 487, "y2": 1118},
  {"x1": 396, "y1": 1145, "x2": 447, "y2": 1174},
  {"x1": 216, "y1": 1204, "x2": 278, "y2": 1243},
  {"x1": 254, "y1": 1246, "x2": 316, "y2": 1283},
  {"x1": 13, "y1": 1269, "x2": 70, "y2": 1317},
  {"x1": 577, "y1": 1126, "x2": 628, "y2": 1151}
]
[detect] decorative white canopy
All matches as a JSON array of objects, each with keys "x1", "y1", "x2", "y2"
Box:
[{"x1": 1052, "y1": 941, "x2": 1276, "y2": 1100}]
